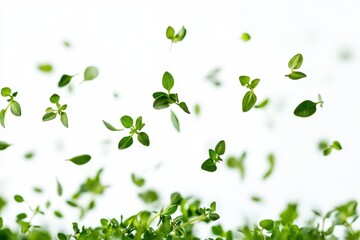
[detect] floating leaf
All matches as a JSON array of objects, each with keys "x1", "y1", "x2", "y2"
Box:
[
  {"x1": 14, "y1": 195, "x2": 24, "y2": 203},
  {"x1": 166, "y1": 26, "x2": 175, "y2": 39},
  {"x1": 194, "y1": 104, "x2": 201, "y2": 115},
  {"x1": 263, "y1": 153, "x2": 275, "y2": 180},
  {"x1": 215, "y1": 140, "x2": 226, "y2": 155},
  {"x1": 1, "y1": 87, "x2": 11, "y2": 97},
  {"x1": 24, "y1": 151, "x2": 34, "y2": 159},
  {"x1": 118, "y1": 136, "x2": 133, "y2": 150},
  {"x1": 287, "y1": 71, "x2": 307, "y2": 80},
  {"x1": 170, "y1": 111, "x2": 180, "y2": 132},
  {"x1": 249, "y1": 79, "x2": 260, "y2": 89},
  {"x1": 241, "y1": 33, "x2": 251, "y2": 42},
  {"x1": 255, "y1": 99, "x2": 269, "y2": 108},
  {"x1": 58, "y1": 74, "x2": 74, "y2": 87},
  {"x1": 178, "y1": 102, "x2": 190, "y2": 114},
  {"x1": 288, "y1": 54, "x2": 303, "y2": 70},
  {"x1": 67, "y1": 154, "x2": 91, "y2": 165},
  {"x1": 42, "y1": 112, "x2": 57, "y2": 121},
  {"x1": 201, "y1": 159, "x2": 217, "y2": 172},
  {"x1": 162, "y1": 71, "x2": 174, "y2": 92},
  {"x1": 56, "y1": 178, "x2": 63, "y2": 196},
  {"x1": 38, "y1": 64, "x2": 53, "y2": 73},
  {"x1": 323, "y1": 148, "x2": 332, "y2": 156},
  {"x1": 174, "y1": 26, "x2": 186, "y2": 42},
  {"x1": 131, "y1": 174, "x2": 145, "y2": 187},
  {"x1": 242, "y1": 91, "x2": 257, "y2": 112},
  {"x1": 294, "y1": 100, "x2": 317, "y2": 117},
  {"x1": 332, "y1": 141, "x2": 342, "y2": 150},
  {"x1": 251, "y1": 195, "x2": 262, "y2": 203},
  {"x1": 0, "y1": 141, "x2": 11, "y2": 150},
  {"x1": 84, "y1": 66, "x2": 99, "y2": 81},
  {"x1": 120, "y1": 115, "x2": 133, "y2": 128},
  {"x1": 102, "y1": 120, "x2": 122, "y2": 131},
  {"x1": 54, "y1": 210, "x2": 63, "y2": 218},
  {"x1": 0, "y1": 109, "x2": 5, "y2": 128}
]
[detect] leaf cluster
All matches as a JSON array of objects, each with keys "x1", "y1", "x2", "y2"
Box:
[
  {"x1": 239, "y1": 76, "x2": 260, "y2": 112},
  {"x1": 285, "y1": 53, "x2": 307, "y2": 80},
  {"x1": 0, "y1": 87, "x2": 22, "y2": 128},
  {"x1": 318, "y1": 140, "x2": 342, "y2": 156},
  {"x1": 201, "y1": 140, "x2": 226, "y2": 172},
  {"x1": 42, "y1": 94, "x2": 69, "y2": 128}
]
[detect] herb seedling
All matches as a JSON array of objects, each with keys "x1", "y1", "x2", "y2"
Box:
[
  {"x1": 318, "y1": 140, "x2": 342, "y2": 156},
  {"x1": 294, "y1": 94, "x2": 324, "y2": 117},
  {"x1": 166, "y1": 25, "x2": 186, "y2": 44},
  {"x1": 103, "y1": 115, "x2": 150, "y2": 150},
  {"x1": 42, "y1": 94, "x2": 69, "y2": 128},
  {"x1": 201, "y1": 140, "x2": 226, "y2": 172},
  {"x1": 239, "y1": 76, "x2": 260, "y2": 112},
  {"x1": 0, "y1": 87, "x2": 22, "y2": 128},
  {"x1": 285, "y1": 53, "x2": 307, "y2": 80}
]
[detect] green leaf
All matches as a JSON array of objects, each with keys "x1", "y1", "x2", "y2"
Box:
[
  {"x1": 60, "y1": 112, "x2": 68, "y2": 128},
  {"x1": 1, "y1": 87, "x2": 11, "y2": 97},
  {"x1": 120, "y1": 115, "x2": 133, "y2": 128},
  {"x1": 153, "y1": 96, "x2": 171, "y2": 109},
  {"x1": 33, "y1": 187, "x2": 43, "y2": 193},
  {"x1": 210, "y1": 201, "x2": 216, "y2": 212},
  {"x1": 152, "y1": 91, "x2": 168, "y2": 99},
  {"x1": 162, "y1": 71, "x2": 174, "y2": 92},
  {"x1": 118, "y1": 136, "x2": 133, "y2": 150},
  {"x1": 102, "y1": 120, "x2": 122, "y2": 131},
  {"x1": 170, "y1": 110, "x2": 180, "y2": 132},
  {"x1": 263, "y1": 153, "x2": 275, "y2": 180},
  {"x1": 332, "y1": 141, "x2": 342, "y2": 150},
  {"x1": 215, "y1": 140, "x2": 226, "y2": 155},
  {"x1": 58, "y1": 74, "x2": 74, "y2": 87},
  {"x1": 287, "y1": 71, "x2": 307, "y2": 80},
  {"x1": 318, "y1": 94, "x2": 324, "y2": 107},
  {"x1": 318, "y1": 140, "x2": 328, "y2": 150},
  {"x1": 212, "y1": 225, "x2": 224, "y2": 236},
  {"x1": 56, "y1": 178, "x2": 63, "y2": 196},
  {"x1": 201, "y1": 158, "x2": 217, "y2": 172},
  {"x1": 241, "y1": 33, "x2": 251, "y2": 42},
  {"x1": 50, "y1": 94, "x2": 60, "y2": 103},
  {"x1": 323, "y1": 148, "x2": 332, "y2": 156},
  {"x1": 0, "y1": 217, "x2": 3, "y2": 229},
  {"x1": 166, "y1": 26, "x2": 175, "y2": 39},
  {"x1": 255, "y1": 98, "x2": 269, "y2": 108},
  {"x1": 131, "y1": 173, "x2": 145, "y2": 187},
  {"x1": 239, "y1": 76, "x2": 250, "y2": 86},
  {"x1": 174, "y1": 26, "x2": 186, "y2": 42},
  {"x1": 66, "y1": 200, "x2": 78, "y2": 207},
  {"x1": 137, "y1": 132, "x2": 150, "y2": 146},
  {"x1": 67, "y1": 154, "x2": 91, "y2": 165},
  {"x1": 249, "y1": 79, "x2": 260, "y2": 89},
  {"x1": 135, "y1": 116, "x2": 143, "y2": 129},
  {"x1": 280, "y1": 203, "x2": 298, "y2": 225},
  {"x1": 259, "y1": 219, "x2": 274, "y2": 230},
  {"x1": 294, "y1": 100, "x2": 317, "y2": 117},
  {"x1": 194, "y1": 104, "x2": 201, "y2": 115},
  {"x1": 242, "y1": 91, "x2": 257, "y2": 112},
  {"x1": 14, "y1": 195, "x2": 24, "y2": 203},
  {"x1": 54, "y1": 210, "x2": 63, "y2": 218},
  {"x1": 10, "y1": 101, "x2": 21, "y2": 116},
  {"x1": 251, "y1": 195, "x2": 262, "y2": 202},
  {"x1": 24, "y1": 152, "x2": 34, "y2": 159},
  {"x1": 209, "y1": 213, "x2": 220, "y2": 221},
  {"x1": 38, "y1": 63, "x2": 53, "y2": 73},
  {"x1": 100, "y1": 218, "x2": 108, "y2": 227},
  {"x1": 57, "y1": 233, "x2": 67, "y2": 240},
  {"x1": 164, "y1": 204, "x2": 178, "y2": 216},
  {"x1": 288, "y1": 53, "x2": 303, "y2": 70},
  {"x1": 138, "y1": 190, "x2": 159, "y2": 203},
  {"x1": 0, "y1": 141, "x2": 11, "y2": 150},
  {"x1": 84, "y1": 66, "x2": 99, "y2": 81},
  {"x1": 178, "y1": 102, "x2": 190, "y2": 114},
  {"x1": 42, "y1": 112, "x2": 57, "y2": 121},
  {"x1": 16, "y1": 213, "x2": 27, "y2": 220},
  {"x1": 0, "y1": 109, "x2": 5, "y2": 128}
]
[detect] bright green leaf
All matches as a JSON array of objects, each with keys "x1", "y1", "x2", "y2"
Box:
[
  {"x1": 131, "y1": 173, "x2": 145, "y2": 187},
  {"x1": 209, "y1": 213, "x2": 220, "y2": 221},
  {"x1": 58, "y1": 74, "x2": 74, "y2": 87},
  {"x1": 263, "y1": 153, "x2": 275, "y2": 180},
  {"x1": 50, "y1": 94, "x2": 60, "y2": 104},
  {"x1": 67, "y1": 154, "x2": 91, "y2": 165},
  {"x1": 288, "y1": 53, "x2": 303, "y2": 70},
  {"x1": 120, "y1": 115, "x2": 133, "y2": 128},
  {"x1": 0, "y1": 109, "x2": 5, "y2": 128},
  {"x1": 60, "y1": 112, "x2": 68, "y2": 128},
  {"x1": 38, "y1": 63, "x2": 53, "y2": 73},
  {"x1": 241, "y1": 33, "x2": 251, "y2": 42},
  {"x1": 287, "y1": 71, "x2": 307, "y2": 80},
  {"x1": 54, "y1": 210, "x2": 63, "y2": 218},
  {"x1": 14, "y1": 195, "x2": 24, "y2": 203},
  {"x1": 118, "y1": 136, "x2": 133, "y2": 150},
  {"x1": 153, "y1": 96, "x2": 171, "y2": 110},
  {"x1": 323, "y1": 148, "x2": 332, "y2": 156},
  {"x1": 56, "y1": 178, "x2": 63, "y2": 196},
  {"x1": 1, "y1": 87, "x2": 11, "y2": 97},
  {"x1": 102, "y1": 120, "x2": 122, "y2": 131},
  {"x1": 166, "y1": 26, "x2": 175, "y2": 39},
  {"x1": 138, "y1": 190, "x2": 159, "y2": 203},
  {"x1": 84, "y1": 66, "x2": 99, "y2": 81},
  {"x1": 0, "y1": 141, "x2": 11, "y2": 150},
  {"x1": 242, "y1": 91, "x2": 257, "y2": 112},
  {"x1": 42, "y1": 112, "x2": 57, "y2": 121},
  {"x1": 215, "y1": 140, "x2": 226, "y2": 155},
  {"x1": 259, "y1": 219, "x2": 274, "y2": 230},
  {"x1": 249, "y1": 79, "x2": 260, "y2": 89},
  {"x1": 332, "y1": 141, "x2": 342, "y2": 150},
  {"x1": 239, "y1": 76, "x2": 250, "y2": 86},
  {"x1": 201, "y1": 158, "x2": 217, "y2": 172},
  {"x1": 178, "y1": 102, "x2": 190, "y2": 114},
  {"x1": 255, "y1": 98, "x2": 269, "y2": 108},
  {"x1": 294, "y1": 100, "x2": 317, "y2": 117},
  {"x1": 10, "y1": 101, "x2": 21, "y2": 116}
]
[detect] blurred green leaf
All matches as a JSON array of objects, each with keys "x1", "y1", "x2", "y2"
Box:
[{"x1": 67, "y1": 154, "x2": 91, "y2": 165}]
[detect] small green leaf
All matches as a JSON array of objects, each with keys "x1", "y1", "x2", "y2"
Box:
[
  {"x1": 249, "y1": 79, "x2": 260, "y2": 89},
  {"x1": 135, "y1": 116, "x2": 143, "y2": 129},
  {"x1": 166, "y1": 26, "x2": 175, "y2": 39},
  {"x1": 137, "y1": 132, "x2": 150, "y2": 146},
  {"x1": 263, "y1": 153, "x2": 275, "y2": 180},
  {"x1": 152, "y1": 92, "x2": 168, "y2": 100},
  {"x1": 33, "y1": 187, "x2": 43, "y2": 193},
  {"x1": 14, "y1": 195, "x2": 24, "y2": 203},
  {"x1": 50, "y1": 94, "x2": 60, "y2": 103},
  {"x1": 56, "y1": 178, "x2": 63, "y2": 196},
  {"x1": 0, "y1": 109, "x2": 5, "y2": 128},
  {"x1": 164, "y1": 204, "x2": 178, "y2": 216},
  {"x1": 287, "y1": 71, "x2": 307, "y2": 80},
  {"x1": 102, "y1": 120, "x2": 122, "y2": 131},
  {"x1": 120, "y1": 115, "x2": 133, "y2": 128},
  {"x1": 0, "y1": 141, "x2": 11, "y2": 150},
  {"x1": 259, "y1": 219, "x2": 274, "y2": 230},
  {"x1": 241, "y1": 33, "x2": 251, "y2": 42},
  {"x1": 42, "y1": 112, "x2": 57, "y2": 121},
  {"x1": 58, "y1": 74, "x2": 74, "y2": 87},
  {"x1": 100, "y1": 218, "x2": 108, "y2": 227},
  {"x1": 1, "y1": 87, "x2": 11, "y2": 97},
  {"x1": 60, "y1": 112, "x2": 68, "y2": 128},
  {"x1": 131, "y1": 173, "x2": 145, "y2": 187},
  {"x1": 210, "y1": 201, "x2": 216, "y2": 212},
  {"x1": 332, "y1": 141, "x2": 342, "y2": 150},
  {"x1": 0, "y1": 217, "x2": 3, "y2": 229},
  {"x1": 118, "y1": 136, "x2": 133, "y2": 150},
  {"x1": 16, "y1": 213, "x2": 27, "y2": 220},
  {"x1": 162, "y1": 71, "x2": 174, "y2": 92},
  {"x1": 209, "y1": 213, "x2": 220, "y2": 221},
  {"x1": 212, "y1": 225, "x2": 224, "y2": 236},
  {"x1": 24, "y1": 151, "x2": 34, "y2": 159},
  {"x1": 10, "y1": 101, "x2": 21, "y2": 116},
  {"x1": 288, "y1": 53, "x2": 303, "y2": 70},
  {"x1": 138, "y1": 190, "x2": 159, "y2": 203},
  {"x1": 323, "y1": 148, "x2": 332, "y2": 156},
  {"x1": 57, "y1": 233, "x2": 67, "y2": 240},
  {"x1": 67, "y1": 154, "x2": 91, "y2": 165},
  {"x1": 66, "y1": 200, "x2": 78, "y2": 207},
  {"x1": 251, "y1": 195, "x2": 262, "y2": 202},
  {"x1": 201, "y1": 158, "x2": 217, "y2": 172},
  {"x1": 38, "y1": 63, "x2": 53, "y2": 73},
  {"x1": 239, "y1": 76, "x2": 250, "y2": 86},
  {"x1": 318, "y1": 140, "x2": 328, "y2": 150},
  {"x1": 294, "y1": 100, "x2": 317, "y2": 117},
  {"x1": 84, "y1": 66, "x2": 99, "y2": 81},
  {"x1": 242, "y1": 91, "x2": 257, "y2": 112},
  {"x1": 178, "y1": 102, "x2": 190, "y2": 114},
  {"x1": 174, "y1": 26, "x2": 186, "y2": 42},
  {"x1": 153, "y1": 96, "x2": 171, "y2": 109},
  {"x1": 194, "y1": 104, "x2": 201, "y2": 115},
  {"x1": 318, "y1": 94, "x2": 324, "y2": 108},
  {"x1": 54, "y1": 210, "x2": 63, "y2": 218},
  {"x1": 215, "y1": 140, "x2": 226, "y2": 155},
  {"x1": 255, "y1": 98, "x2": 269, "y2": 108},
  {"x1": 170, "y1": 111, "x2": 180, "y2": 132}
]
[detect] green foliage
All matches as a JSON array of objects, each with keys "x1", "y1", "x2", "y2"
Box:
[
  {"x1": 0, "y1": 141, "x2": 11, "y2": 151},
  {"x1": 58, "y1": 74, "x2": 76, "y2": 87},
  {"x1": 104, "y1": 115, "x2": 150, "y2": 150},
  {"x1": 241, "y1": 33, "x2": 251, "y2": 41},
  {"x1": 84, "y1": 66, "x2": 99, "y2": 81},
  {"x1": 201, "y1": 140, "x2": 226, "y2": 172},
  {"x1": 318, "y1": 140, "x2": 342, "y2": 156},
  {"x1": 37, "y1": 63, "x2": 53, "y2": 73},
  {"x1": 226, "y1": 152, "x2": 246, "y2": 179},
  {"x1": 170, "y1": 110, "x2": 180, "y2": 132},
  {"x1": 263, "y1": 153, "x2": 275, "y2": 180},
  {"x1": 67, "y1": 154, "x2": 92, "y2": 165},
  {"x1": 0, "y1": 87, "x2": 22, "y2": 127},
  {"x1": 239, "y1": 76, "x2": 260, "y2": 112},
  {"x1": 294, "y1": 94, "x2": 324, "y2": 117},
  {"x1": 206, "y1": 67, "x2": 222, "y2": 86},
  {"x1": 56, "y1": 177, "x2": 63, "y2": 196},
  {"x1": 286, "y1": 53, "x2": 307, "y2": 80},
  {"x1": 254, "y1": 98, "x2": 269, "y2": 109},
  {"x1": 166, "y1": 25, "x2": 187, "y2": 43},
  {"x1": 131, "y1": 173, "x2": 145, "y2": 187},
  {"x1": 42, "y1": 94, "x2": 69, "y2": 127}
]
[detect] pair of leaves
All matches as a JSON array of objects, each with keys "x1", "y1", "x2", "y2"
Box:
[
  {"x1": 103, "y1": 115, "x2": 150, "y2": 150},
  {"x1": 42, "y1": 94, "x2": 69, "y2": 127},
  {"x1": 166, "y1": 26, "x2": 186, "y2": 43},
  {"x1": 201, "y1": 140, "x2": 226, "y2": 172},
  {"x1": 1, "y1": 87, "x2": 22, "y2": 128},
  {"x1": 239, "y1": 76, "x2": 260, "y2": 112},
  {"x1": 286, "y1": 53, "x2": 307, "y2": 80},
  {"x1": 318, "y1": 140, "x2": 342, "y2": 156},
  {"x1": 58, "y1": 66, "x2": 99, "y2": 87},
  {"x1": 294, "y1": 94, "x2": 323, "y2": 117}
]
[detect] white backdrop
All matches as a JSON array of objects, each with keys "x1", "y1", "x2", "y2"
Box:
[{"x1": 1, "y1": 0, "x2": 360, "y2": 237}]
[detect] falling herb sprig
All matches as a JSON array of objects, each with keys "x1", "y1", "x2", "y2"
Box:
[
  {"x1": 42, "y1": 94, "x2": 69, "y2": 128},
  {"x1": 239, "y1": 76, "x2": 260, "y2": 112},
  {"x1": 201, "y1": 140, "x2": 226, "y2": 172},
  {"x1": 0, "y1": 87, "x2": 22, "y2": 128},
  {"x1": 285, "y1": 53, "x2": 307, "y2": 80},
  {"x1": 318, "y1": 140, "x2": 342, "y2": 156},
  {"x1": 294, "y1": 94, "x2": 324, "y2": 117}
]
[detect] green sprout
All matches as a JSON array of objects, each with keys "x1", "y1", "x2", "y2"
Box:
[
  {"x1": 201, "y1": 140, "x2": 226, "y2": 172},
  {"x1": 318, "y1": 140, "x2": 342, "y2": 156},
  {"x1": 239, "y1": 76, "x2": 260, "y2": 112},
  {"x1": 285, "y1": 53, "x2": 307, "y2": 80},
  {"x1": 166, "y1": 25, "x2": 186, "y2": 44},
  {"x1": 42, "y1": 94, "x2": 69, "y2": 128},
  {"x1": 0, "y1": 87, "x2": 22, "y2": 128}
]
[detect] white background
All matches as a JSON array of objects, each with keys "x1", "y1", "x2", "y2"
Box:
[{"x1": 1, "y1": 0, "x2": 360, "y2": 237}]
